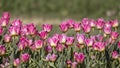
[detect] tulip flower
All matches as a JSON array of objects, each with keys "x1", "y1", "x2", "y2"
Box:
[
  {"x1": 66, "y1": 60, "x2": 72, "y2": 67},
  {"x1": 111, "y1": 31, "x2": 119, "y2": 40},
  {"x1": 45, "y1": 45, "x2": 52, "y2": 53},
  {"x1": 58, "y1": 34, "x2": 67, "y2": 44},
  {"x1": 0, "y1": 45, "x2": 6, "y2": 56},
  {"x1": 0, "y1": 17, "x2": 9, "y2": 27},
  {"x1": 74, "y1": 52, "x2": 85, "y2": 63},
  {"x1": 103, "y1": 27, "x2": 111, "y2": 35},
  {"x1": 13, "y1": 58, "x2": 20, "y2": 67},
  {"x1": 110, "y1": 19, "x2": 119, "y2": 28},
  {"x1": 71, "y1": 62, "x2": 78, "y2": 68},
  {"x1": 4, "y1": 34, "x2": 11, "y2": 43},
  {"x1": 89, "y1": 19, "x2": 96, "y2": 28},
  {"x1": 9, "y1": 26, "x2": 20, "y2": 36},
  {"x1": 85, "y1": 38, "x2": 93, "y2": 47},
  {"x1": 48, "y1": 36, "x2": 59, "y2": 47},
  {"x1": 2, "y1": 12, "x2": 10, "y2": 19},
  {"x1": 59, "y1": 22, "x2": 68, "y2": 33},
  {"x1": 46, "y1": 53, "x2": 57, "y2": 62},
  {"x1": 112, "y1": 51, "x2": 118, "y2": 59},
  {"x1": 27, "y1": 23, "x2": 37, "y2": 36},
  {"x1": 76, "y1": 34, "x2": 85, "y2": 44},
  {"x1": 73, "y1": 22, "x2": 81, "y2": 32},
  {"x1": 0, "y1": 27, "x2": 3, "y2": 35},
  {"x1": 11, "y1": 19, "x2": 22, "y2": 27},
  {"x1": 56, "y1": 44, "x2": 64, "y2": 52},
  {"x1": 20, "y1": 53, "x2": 30, "y2": 63},
  {"x1": 42, "y1": 24, "x2": 52, "y2": 33},
  {"x1": 118, "y1": 41, "x2": 120, "y2": 48},
  {"x1": 34, "y1": 40, "x2": 43, "y2": 49},
  {"x1": 82, "y1": 24, "x2": 91, "y2": 33},
  {"x1": 82, "y1": 18, "x2": 89, "y2": 25},
  {"x1": 38, "y1": 30, "x2": 48, "y2": 40},
  {"x1": 20, "y1": 25, "x2": 29, "y2": 36},
  {"x1": 66, "y1": 37, "x2": 74, "y2": 45},
  {"x1": 96, "y1": 18, "x2": 105, "y2": 29},
  {"x1": 96, "y1": 34, "x2": 103, "y2": 42},
  {"x1": 67, "y1": 19, "x2": 75, "y2": 28},
  {"x1": 93, "y1": 42, "x2": 105, "y2": 52}
]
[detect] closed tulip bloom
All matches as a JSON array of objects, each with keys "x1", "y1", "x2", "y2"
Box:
[
  {"x1": 13, "y1": 58, "x2": 20, "y2": 67},
  {"x1": 103, "y1": 27, "x2": 111, "y2": 35},
  {"x1": 50, "y1": 54, "x2": 57, "y2": 62},
  {"x1": 89, "y1": 19, "x2": 96, "y2": 28},
  {"x1": 73, "y1": 22, "x2": 81, "y2": 32},
  {"x1": 96, "y1": 34, "x2": 104, "y2": 42},
  {"x1": 20, "y1": 25, "x2": 29, "y2": 36},
  {"x1": 118, "y1": 41, "x2": 120, "y2": 48},
  {"x1": 38, "y1": 30, "x2": 48, "y2": 40},
  {"x1": 9, "y1": 26, "x2": 20, "y2": 36},
  {"x1": 110, "y1": 19, "x2": 119, "y2": 28},
  {"x1": 45, "y1": 45, "x2": 52, "y2": 53},
  {"x1": 27, "y1": 23, "x2": 37, "y2": 36},
  {"x1": 93, "y1": 42, "x2": 105, "y2": 52},
  {"x1": 76, "y1": 34, "x2": 85, "y2": 44},
  {"x1": 48, "y1": 36, "x2": 59, "y2": 47},
  {"x1": 58, "y1": 34, "x2": 67, "y2": 44},
  {"x1": 56, "y1": 44, "x2": 64, "y2": 52},
  {"x1": 82, "y1": 24, "x2": 91, "y2": 33},
  {"x1": 59, "y1": 22, "x2": 68, "y2": 33},
  {"x1": 67, "y1": 19, "x2": 75, "y2": 28},
  {"x1": 66, "y1": 37, "x2": 74, "y2": 45},
  {"x1": 0, "y1": 27, "x2": 3, "y2": 35},
  {"x1": 4, "y1": 34, "x2": 11, "y2": 43},
  {"x1": 71, "y1": 62, "x2": 78, "y2": 68},
  {"x1": 0, "y1": 45, "x2": 6, "y2": 56},
  {"x1": 112, "y1": 51, "x2": 118, "y2": 59},
  {"x1": 11, "y1": 19, "x2": 22, "y2": 27},
  {"x1": 96, "y1": 18, "x2": 105, "y2": 29},
  {"x1": 66, "y1": 60, "x2": 72, "y2": 67},
  {"x1": 20, "y1": 53, "x2": 30, "y2": 63},
  {"x1": 0, "y1": 17, "x2": 9, "y2": 27},
  {"x1": 82, "y1": 18, "x2": 89, "y2": 25},
  {"x1": 2, "y1": 12, "x2": 10, "y2": 19},
  {"x1": 111, "y1": 31, "x2": 119, "y2": 40},
  {"x1": 42, "y1": 24, "x2": 52, "y2": 33},
  {"x1": 74, "y1": 52, "x2": 85, "y2": 63},
  {"x1": 34, "y1": 40, "x2": 43, "y2": 49},
  {"x1": 18, "y1": 41, "x2": 26, "y2": 51},
  {"x1": 85, "y1": 38, "x2": 93, "y2": 47}
]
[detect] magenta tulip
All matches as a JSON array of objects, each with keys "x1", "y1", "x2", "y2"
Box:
[
  {"x1": 2, "y1": 12, "x2": 10, "y2": 19},
  {"x1": 20, "y1": 25, "x2": 29, "y2": 36},
  {"x1": 38, "y1": 30, "x2": 48, "y2": 40},
  {"x1": 96, "y1": 18, "x2": 105, "y2": 29},
  {"x1": 0, "y1": 27, "x2": 3, "y2": 35},
  {"x1": 76, "y1": 34, "x2": 85, "y2": 44},
  {"x1": 73, "y1": 22, "x2": 81, "y2": 32},
  {"x1": 27, "y1": 23, "x2": 37, "y2": 36},
  {"x1": 110, "y1": 19, "x2": 119, "y2": 28},
  {"x1": 85, "y1": 38, "x2": 93, "y2": 47},
  {"x1": 13, "y1": 58, "x2": 20, "y2": 67},
  {"x1": 56, "y1": 44, "x2": 64, "y2": 52},
  {"x1": 42, "y1": 24, "x2": 52, "y2": 33},
  {"x1": 45, "y1": 45, "x2": 52, "y2": 53},
  {"x1": 0, "y1": 17, "x2": 9, "y2": 27},
  {"x1": 4, "y1": 34, "x2": 11, "y2": 43},
  {"x1": 48, "y1": 36, "x2": 59, "y2": 47},
  {"x1": 67, "y1": 19, "x2": 75, "y2": 28},
  {"x1": 59, "y1": 22, "x2": 68, "y2": 33},
  {"x1": 20, "y1": 53, "x2": 30, "y2": 63},
  {"x1": 34, "y1": 40, "x2": 43, "y2": 49},
  {"x1": 74, "y1": 52, "x2": 85, "y2": 63},
  {"x1": 111, "y1": 31, "x2": 119, "y2": 40},
  {"x1": 112, "y1": 51, "x2": 118, "y2": 59},
  {"x1": 66, "y1": 37, "x2": 74, "y2": 45},
  {"x1": 9, "y1": 26, "x2": 20, "y2": 36},
  {"x1": 11, "y1": 19, "x2": 22, "y2": 27},
  {"x1": 58, "y1": 34, "x2": 67, "y2": 44},
  {"x1": 0, "y1": 45, "x2": 6, "y2": 56}
]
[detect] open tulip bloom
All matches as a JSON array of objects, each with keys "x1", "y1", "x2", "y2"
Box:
[{"x1": 0, "y1": 12, "x2": 120, "y2": 68}]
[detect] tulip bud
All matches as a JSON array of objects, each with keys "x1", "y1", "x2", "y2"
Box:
[
  {"x1": 66, "y1": 60, "x2": 72, "y2": 67},
  {"x1": 56, "y1": 44, "x2": 64, "y2": 52},
  {"x1": 45, "y1": 45, "x2": 52, "y2": 53},
  {"x1": 67, "y1": 19, "x2": 75, "y2": 28},
  {"x1": 48, "y1": 36, "x2": 59, "y2": 47},
  {"x1": 66, "y1": 37, "x2": 74, "y2": 45},
  {"x1": 76, "y1": 34, "x2": 85, "y2": 44},
  {"x1": 42, "y1": 24, "x2": 52, "y2": 33},
  {"x1": 20, "y1": 53, "x2": 30, "y2": 63},
  {"x1": 112, "y1": 51, "x2": 118, "y2": 59},
  {"x1": 9, "y1": 26, "x2": 20, "y2": 36},
  {"x1": 110, "y1": 19, "x2": 119, "y2": 28},
  {"x1": 50, "y1": 54, "x2": 57, "y2": 62},
  {"x1": 59, "y1": 22, "x2": 68, "y2": 33},
  {"x1": 27, "y1": 23, "x2": 37, "y2": 36},
  {"x1": 11, "y1": 19, "x2": 22, "y2": 27},
  {"x1": 34, "y1": 40, "x2": 43, "y2": 49},
  {"x1": 4, "y1": 34, "x2": 11, "y2": 43},
  {"x1": 58, "y1": 34, "x2": 67, "y2": 44},
  {"x1": 96, "y1": 18, "x2": 105, "y2": 29},
  {"x1": 2, "y1": 12, "x2": 10, "y2": 19},
  {"x1": 73, "y1": 22, "x2": 81, "y2": 32},
  {"x1": 74, "y1": 52, "x2": 85, "y2": 63},
  {"x1": 38, "y1": 30, "x2": 48, "y2": 40},
  {"x1": 13, "y1": 58, "x2": 20, "y2": 67},
  {"x1": 0, "y1": 45, "x2": 6, "y2": 56},
  {"x1": 85, "y1": 38, "x2": 93, "y2": 47},
  {"x1": 0, "y1": 17, "x2": 9, "y2": 27},
  {"x1": 111, "y1": 31, "x2": 119, "y2": 40}
]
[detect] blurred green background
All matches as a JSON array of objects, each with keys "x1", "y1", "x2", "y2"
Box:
[{"x1": 0, "y1": 0, "x2": 120, "y2": 23}]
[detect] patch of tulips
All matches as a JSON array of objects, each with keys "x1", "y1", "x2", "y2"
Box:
[{"x1": 0, "y1": 12, "x2": 120, "y2": 68}]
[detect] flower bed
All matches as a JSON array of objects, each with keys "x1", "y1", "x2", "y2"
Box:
[{"x1": 0, "y1": 12, "x2": 120, "y2": 68}]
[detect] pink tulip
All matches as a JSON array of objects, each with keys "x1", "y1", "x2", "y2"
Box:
[
  {"x1": 66, "y1": 60, "x2": 72, "y2": 67},
  {"x1": 73, "y1": 22, "x2": 81, "y2": 32},
  {"x1": 89, "y1": 19, "x2": 96, "y2": 28},
  {"x1": 13, "y1": 58, "x2": 20, "y2": 67},
  {"x1": 46, "y1": 53, "x2": 57, "y2": 62},
  {"x1": 29, "y1": 45, "x2": 36, "y2": 51},
  {"x1": 74, "y1": 52, "x2": 85, "y2": 63},
  {"x1": 34, "y1": 40, "x2": 43, "y2": 49},
  {"x1": 27, "y1": 23, "x2": 37, "y2": 36},
  {"x1": 28, "y1": 39, "x2": 33, "y2": 47},
  {"x1": 90, "y1": 35, "x2": 97, "y2": 42},
  {"x1": 9, "y1": 26, "x2": 20, "y2": 36},
  {"x1": 76, "y1": 34, "x2": 85, "y2": 44},
  {"x1": 112, "y1": 51, "x2": 118, "y2": 59},
  {"x1": 0, "y1": 17, "x2": 9, "y2": 27},
  {"x1": 110, "y1": 19, "x2": 119, "y2": 28},
  {"x1": 58, "y1": 34, "x2": 67, "y2": 44},
  {"x1": 45, "y1": 45, "x2": 52, "y2": 53},
  {"x1": 66, "y1": 37, "x2": 74, "y2": 45},
  {"x1": 48, "y1": 36, "x2": 59, "y2": 47},
  {"x1": 71, "y1": 62, "x2": 78, "y2": 68},
  {"x1": 93, "y1": 42, "x2": 105, "y2": 51},
  {"x1": 103, "y1": 27, "x2": 111, "y2": 35},
  {"x1": 4, "y1": 34, "x2": 11, "y2": 43},
  {"x1": 96, "y1": 18, "x2": 105, "y2": 29},
  {"x1": 111, "y1": 31, "x2": 119, "y2": 40},
  {"x1": 82, "y1": 18, "x2": 89, "y2": 25},
  {"x1": 59, "y1": 22, "x2": 68, "y2": 33},
  {"x1": 67, "y1": 19, "x2": 75, "y2": 28},
  {"x1": 56, "y1": 44, "x2": 64, "y2": 52},
  {"x1": 118, "y1": 41, "x2": 120, "y2": 48},
  {"x1": 11, "y1": 19, "x2": 22, "y2": 27},
  {"x1": 0, "y1": 27, "x2": 3, "y2": 35},
  {"x1": 82, "y1": 24, "x2": 91, "y2": 33},
  {"x1": 20, "y1": 53, "x2": 30, "y2": 63},
  {"x1": 96, "y1": 34, "x2": 103, "y2": 42},
  {"x1": 42, "y1": 24, "x2": 52, "y2": 33},
  {"x1": 85, "y1": 38, "x2": 93, "y2": 47},
  {"x1": 20, "y1": 25, "x2": 29, "y2": 36},
  {"x1": 2, "y1": 12, "x2": 10, "y2": 19},
  {"x1": 38, "y1": 30, "x2": 48, "y2": 40},
  {"x1": 0, "y1": 45, "x2": 6, "y2": 56}
]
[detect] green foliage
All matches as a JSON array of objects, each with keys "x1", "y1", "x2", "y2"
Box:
[{"x1": 0, "y1": 0, "x2": 120, "y2": 18}]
